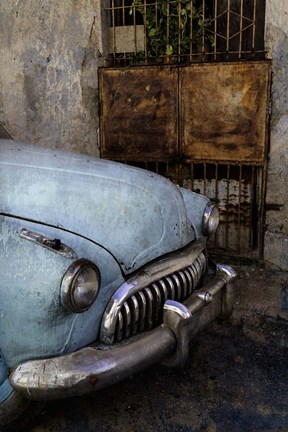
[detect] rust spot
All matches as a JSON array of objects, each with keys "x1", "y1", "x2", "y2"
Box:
[{"x1": 90, "y1": 376, "x2": 97, "y2": 386}]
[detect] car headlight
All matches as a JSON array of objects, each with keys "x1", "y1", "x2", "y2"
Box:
[
  {"x1": 202, "y1": 203, "x2": 220, "y2": 236},
  {"x1": 61, "y1": 259, "x2": 101, "y2": 313}
]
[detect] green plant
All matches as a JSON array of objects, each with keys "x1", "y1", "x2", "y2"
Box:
[{"x1": 130, "y1": 0, "x2": 214, "y2": 62}]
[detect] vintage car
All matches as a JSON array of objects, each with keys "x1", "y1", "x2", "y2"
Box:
[{"x1": 0, "y1": 139, "x2": 236, "y2": 430}]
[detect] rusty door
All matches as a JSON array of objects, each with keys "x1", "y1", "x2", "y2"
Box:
[
  {"x1": 180, "y1": 62, "x2": 269, "y2": 162},
  {"x1": 99, "y1": 66, "x2": 179, "y2": 161},
  {"x1": 99, "y1": 61, "x2": 270, "y2": 257}
]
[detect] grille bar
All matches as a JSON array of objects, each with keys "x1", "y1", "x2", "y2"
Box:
[{"x1": 114, "y1": 253, "x2": 206, "y2": 342}]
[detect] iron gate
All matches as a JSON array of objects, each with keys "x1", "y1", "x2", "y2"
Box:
[{"x1": 100, "y1": 1, "x2": 270, "y2": 258}]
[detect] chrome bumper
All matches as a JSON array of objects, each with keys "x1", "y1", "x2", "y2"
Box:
[{"x1": 10, "y1": 264, "x2": 236, "y2": 401}]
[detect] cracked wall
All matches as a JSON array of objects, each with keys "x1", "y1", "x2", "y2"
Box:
[
  {"x1": 0, "y1": 1, "x2": 105, "y2": 156},
  {"x1": 264, "y1": 0, "x2": 288, "y2": 270}
]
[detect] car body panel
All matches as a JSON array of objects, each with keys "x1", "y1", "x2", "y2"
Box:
[
  {"x1": 179, "y1": 187, "x2": 211, "y2": 239},
  {"x1": 0, "y1": 140, "x2": 195, "y2": 274},
  {"x1": 0, "y1": 216, "x2": 124, "y2": 369}
]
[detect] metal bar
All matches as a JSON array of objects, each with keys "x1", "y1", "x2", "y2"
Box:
[
  {"x1": 252, "y1": 0, "x2": 257, "y2": 53},
  {"x1": 121, "y1": 0, "x2": 126, "y2": 65},
  {"x1": 122, "y1": 0, "x2": 125, "y2": 26},
  {"x1": 203, "y1": 163, "x2": 207, "y2": 195},
  {"x1": 259, "y1": 165, "x2": 266, "y2": 258},
  {"x1": 214, "y1": 163, "x2": 218, "y2": 203},
  {"x1": 178, "y1": 0, "x2": 181, "y2": 61},
  {"x1": 202, "y1": 0, "x2": 205, "y2": 54},
  {"x1": 166, "y1": 1, "x2": 170, "y2": 60},
  {"x1": 229, "y1": 23, "x2": 255, "y2": 40},
  {"x1": 238, "y1": 0, "x2": 244, "y2": 58},
  {"x1": 177, "y1": 162, "x2": 181, "y2": 186},
  {"x1": 111, "y1": 0, "x2": 116, "y2": 57},
  {"x1": 190, "y1": 163, "x2": 194, "y2": 191},
  {"x1": 190, "y1": 0, "x2": 194, "y2": 61},
  {"x1": 214, "y1": 163, "x2": 219, "y2": 249},
  {"x1": 225, "y1": 164, "x2": 230, "y2": 250},
  {"x1": 214, "y1": 0, "x2": 218, "y2": 60},
  {"x1": 183, "y1": 158, "x2": 264, "y2": 167},
  {"x1": 133, "y1": 0, "x2": 137, "y2": 53},
  {"x1": 226, "y1": 0, "x2": 230, "y2": 54},
  {"x1": 250, "y1": 165, "x2": 255, "y2": 249},
  {"x1": 144, "y1": 0, "x2": 148, "y2": 64},
  {"x1": 237, "y1": 164, "x2": 242, "y2": 251}
]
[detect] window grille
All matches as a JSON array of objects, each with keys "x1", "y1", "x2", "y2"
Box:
[{"x1": 105, "y1": 0, "x2": 266, "y2": 66}]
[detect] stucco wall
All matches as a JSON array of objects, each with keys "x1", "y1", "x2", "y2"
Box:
[
  {"x1": 264, "y1": 0, "x2": 288, "y2": 270},
  {"x1": 0, "y1": 1, "x2": 105, "y2": 156}
]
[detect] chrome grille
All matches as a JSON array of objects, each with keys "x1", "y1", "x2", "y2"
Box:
[{"x1": 113, "y1": 253, "x2": 206, "y2": 343}]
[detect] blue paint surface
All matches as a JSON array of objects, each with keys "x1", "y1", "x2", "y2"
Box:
[
  {"x1": 0, "y1": 140, "x2": 196, "y2": 273},
  {"x1": 0, "y1": 140, "x2": 210, "y2": 372}
]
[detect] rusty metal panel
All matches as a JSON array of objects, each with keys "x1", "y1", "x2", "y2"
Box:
[
  {"x1": 99, "y1": 67, "x2": 178, "y2": 161},
  {"x1": 180, "y1": 61, "x2": 270, "y2": 162}
]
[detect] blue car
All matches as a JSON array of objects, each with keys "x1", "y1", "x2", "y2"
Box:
[{"x1": 0, "y1": 139, "x2": 236, "y2": 430}]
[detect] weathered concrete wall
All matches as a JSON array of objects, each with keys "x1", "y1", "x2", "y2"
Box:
[
  {"x1": 264, "y1": 0, "x2": 288, "y2": 270},
  {"x1": 0, "y1": 1, "x2": 105, "y2": 156}
]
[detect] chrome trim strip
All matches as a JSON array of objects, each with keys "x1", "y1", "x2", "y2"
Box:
[{"x1": 20, "y1": 228, "x2": 77, "y2": 259}]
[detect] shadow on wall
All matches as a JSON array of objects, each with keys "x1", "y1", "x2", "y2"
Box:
[{"x1": 0, "y1": 124, "x2": 13, "y2": 140}]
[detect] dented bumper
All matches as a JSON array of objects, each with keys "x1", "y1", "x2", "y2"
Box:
[{"x1": 10, "y1": 264, "x2": 236, "y2": 401}]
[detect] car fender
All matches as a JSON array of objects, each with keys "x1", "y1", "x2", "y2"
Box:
[{"x1": 0, "y1": 216, "x2": 124, "y2": 369}]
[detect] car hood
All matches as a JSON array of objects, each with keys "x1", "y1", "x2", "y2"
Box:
[{"x1": 0, "y1": 140, "x2": 195, "y2": 273}]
